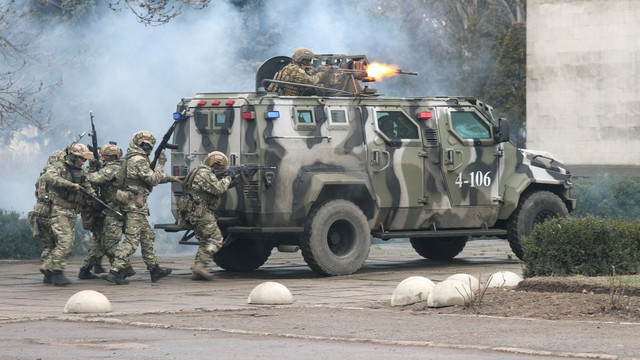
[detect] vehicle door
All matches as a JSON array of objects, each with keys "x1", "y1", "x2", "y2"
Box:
[
  {"x1": 188, "y1": 98, "x2": 244, "y2": 211},
  {"x1": 187, "y1": 99, "x2": 243, "y2": 165},
  {"x1": 365, "y1": 106, "x2": 426, "y2": 230},
  {"x1": 438, "y1": 106, "x2": 503, "y2": 225}
]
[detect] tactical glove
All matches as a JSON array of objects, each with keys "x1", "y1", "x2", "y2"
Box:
[{"x1": 157, "y1": 151, "x2": 167, "y2": 166}]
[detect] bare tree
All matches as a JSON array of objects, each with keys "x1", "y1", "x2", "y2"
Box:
[
  {"x1": 105, "y1": 0, "x2": 211, "y2": 25},
  {"x1": 1, "y1": 0, "x2": 214, "y2": 132},
  {"x1": 0, "y1": 1, "x2": 57, "y2": 132}
]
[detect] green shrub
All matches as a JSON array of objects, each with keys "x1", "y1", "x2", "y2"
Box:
[
  {"x1": 0, "y1": 210, "x2": 43, "y2": 259},
  {"x1": 572, "y1": 176, "x2": 640, "y2": 219},
  {"x1": 523, "y1": 216, "x2": 640, "y2": 277},
  {"x1": 0, "y1": 210, "x2": 90, "y2": 260}
]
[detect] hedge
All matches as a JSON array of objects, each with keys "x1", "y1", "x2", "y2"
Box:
[{"x1": 523, "y1": 216, "x2": 640, "y2": 277}]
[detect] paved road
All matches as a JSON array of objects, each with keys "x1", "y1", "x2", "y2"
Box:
[{"x1": 1, "y1": 240, "x2": 638, "y2": 359}]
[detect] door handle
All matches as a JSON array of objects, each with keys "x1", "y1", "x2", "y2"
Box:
[
  {"x1": 445, "y1": 149, "x2": 463, "y2": 171},
  {"x1": 373, "y1": 150, "x2": 391, "y2": 173},
  {"x1": 446, "y1": 149, "x2": 454, "y2": 164}
]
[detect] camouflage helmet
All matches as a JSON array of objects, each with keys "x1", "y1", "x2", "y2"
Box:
[
  {"x1": 66, "y1": 143, "x2": 94, "y2": 160},
  {"x1": 292, "y1": 48, "x2": 314, "y2": 63},
  {"x1": 132, "y1": 130, "x2": 156, "y2": 148},
  {"x1": 203, "y1": 151, "x2": 228, "y2": 168},
  {"x1": 100, "y1": 143, "x2": 122, "y2": 159}
]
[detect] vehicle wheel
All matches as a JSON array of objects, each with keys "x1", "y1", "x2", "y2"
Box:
[
  {"x1": 213, "y1": 238, "x2": 272, "y2": 272},
  {"x1": 409, "y1": 237, "x2": 468, "y2": 260},
  {"x1": 300, "y1": 200, "x2": 370, "y2": 276},
  {"x1": 507, "y1": 190, "x2": 568, "y2": 260}
]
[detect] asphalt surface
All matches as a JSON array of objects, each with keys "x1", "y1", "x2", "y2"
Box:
[{"x1": 1, "y1": 240, "x2": 639, "y2": 360}]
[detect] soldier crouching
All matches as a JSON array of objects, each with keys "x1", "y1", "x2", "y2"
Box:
[{"x1": 179, "y1": 151, "x2": 236, "y2": 281}]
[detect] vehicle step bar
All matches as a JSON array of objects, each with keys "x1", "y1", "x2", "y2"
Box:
[{"x1": 372, "y1": 228, "x2": 507, "y2": 240}]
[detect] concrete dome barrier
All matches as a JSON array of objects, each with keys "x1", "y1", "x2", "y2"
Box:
[
  {"x1": 390, "y1": 276, "x2": 435, "y2": 306},
  {"x1": 427, "y1": 279, "x2": 474, "y2": 308},
  {"x1": 446, "y1": 273, "x2": 480, "y2": 292},
  {"x1": 247, "y1": 281, "x2": 294, "y2": 305},
  {"x1": 63, "y1": 290, "x2": 112, "y2": 314},
  {"x1": 487, "y1": 271, "x2": 523, "y2": 288}
]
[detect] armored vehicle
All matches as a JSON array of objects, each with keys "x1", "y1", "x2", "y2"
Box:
[{"x1": 156, "y1": 54, "x2": 575, "y2": 276}]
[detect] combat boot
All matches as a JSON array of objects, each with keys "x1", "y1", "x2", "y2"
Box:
[
  {"x1": 122, "y1": 265, "x2": 137, "y2": 279},
  {"x1": 78, "y1": 267, "x2": 99, "y2": 280},
  {"x1": 150, "y1": 265, "x2": 172, "y2": 282},
  {"x1": 191, "y1": 263, "x2": 212, "y2": 281},
  {"x1": 50, "y1": 271, "x2": 71, "y2": 286},
  {"x1": 40, "y1": 268, "x2": 52, "y2": 284},
  {"x1": 93, "y1": 263, "x2": 106, "y2": 274},
  {"x1": 105, "y1": 270, "x2": 129, "y2": 285}
]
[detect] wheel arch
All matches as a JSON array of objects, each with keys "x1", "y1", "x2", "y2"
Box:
[
  {"x1": 293, "y1": 172, "x2": 376, "y2": 221},
  {"x1": 499, "y1": 181, "x2": 574, "y2": 220}
]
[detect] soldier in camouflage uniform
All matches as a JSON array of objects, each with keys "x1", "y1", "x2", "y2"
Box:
[
  {"x1": 78, "y1": 143, "x2": 134, "y2": 280},
  {"x1": 77, "y1": 203, "x2": 105, "y2": 279},
  {"x1": 78, "y1": 149, "x2": 105, "y2": 276},
  {"x1": 29, "y1": 149, "x2": 66, "y2": 284},
  {"x1": 106, "y1": 130, "x2": 180, "y2": 285},
  {"x1": 268, "y1": 48, "x2": 334, "y2": 96},
  {"x1": 40, "y1": 143, "x2": 96, "y2": 286},
  {"x1": 179, "y1": 151, "x2": 236, "y2": 281}
]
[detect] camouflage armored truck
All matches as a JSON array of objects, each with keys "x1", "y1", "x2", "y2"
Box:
[{"x1": 156, "y1": 54, "x2": 575, "y2": 276}]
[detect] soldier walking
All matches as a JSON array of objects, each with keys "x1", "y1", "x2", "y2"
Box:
[
  {"x1": 106, "y1": 131, "x2": 180, "y2": 284},
  {"x1": 178, "y1": 151, "x2": 236, "y2": 281},
  {"x1": 29, "y1": 150, "x2": 66, "y2": 284},
  {"x1": 78, "y1": 143, "x2": 133, "y2": 280},
  {"x1": 40, "y1": 144, "x2": 96, "y2": 286}
]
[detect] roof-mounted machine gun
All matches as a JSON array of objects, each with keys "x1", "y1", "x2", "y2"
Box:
[{"x1": 257, "y1": 53, "x2": 417, "y2": 97}]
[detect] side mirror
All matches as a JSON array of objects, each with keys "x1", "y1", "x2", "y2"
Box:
[{"x1": 495, "y1": 118, "x2": 511, "y2": 143}]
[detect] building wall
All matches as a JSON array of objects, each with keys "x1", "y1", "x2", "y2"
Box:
[{"x1": 527, "y1": 0, "x2": 640, "y2": 173}]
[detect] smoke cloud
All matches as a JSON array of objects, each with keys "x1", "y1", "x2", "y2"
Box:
[{"x1": 0, "y1": 0, "x2": 433, "y2": 220}]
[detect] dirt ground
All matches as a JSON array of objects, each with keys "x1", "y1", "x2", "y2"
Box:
[{"x1": 387, "y1": 277, "x2": 640, "y2": 322}]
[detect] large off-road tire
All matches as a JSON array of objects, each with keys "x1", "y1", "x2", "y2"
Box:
[
  {"x1": 300, "y1": 200, "x2": 370, "y2": 276},
  {"x1": 507, "y1": 190, "x2": 569, "y2": 260},
  {"x1": 213, "y1": 238, "x2": 273, "y2": 272},
  {"x1": 409, "y1": 237, "x2": 468, "y2": 260}
]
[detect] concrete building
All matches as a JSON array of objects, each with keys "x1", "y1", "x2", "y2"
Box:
[{"x1": 527, "y1": 0, "x2": 640, "y2": 176}]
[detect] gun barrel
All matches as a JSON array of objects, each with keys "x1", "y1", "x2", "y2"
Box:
[
  {"x1": 396, "y1": 70, "x2": 418, "y2": 76},
  {"x1": 89, "y1": 111, "x2": 100, "y2": 170}
]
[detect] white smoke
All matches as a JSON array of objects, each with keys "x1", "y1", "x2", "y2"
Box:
[{"x1": 0, "y1": 0, "x2": 426, "y2": 217}]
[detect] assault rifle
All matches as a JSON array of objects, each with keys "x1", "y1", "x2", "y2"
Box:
[
  {"x1": 214, "y1": 164, "x2": 276, "y2": 184},
  {"x1": 150, "y1": 110, "x2": 185, "y2": 170},
  {"x1": 88, "y1": 111, "x2": 100, "y2": 171},
  {"x1": 79, "y1": 187, "x2": 123, "y2": 218}
]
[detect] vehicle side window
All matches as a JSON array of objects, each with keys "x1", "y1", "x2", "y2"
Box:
[
  {"x1": 297, "y1": 109, "x2": 314, "y2": 124},
  {"x1": 450, "y1": 111, "x2": 491, "y2": 139},
  {"x1": 330, "y1": 110, "x2": 347, "y2": 124},
  {"x1": 377, "y1": 111, "x2": 419, "y2": 139}
]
